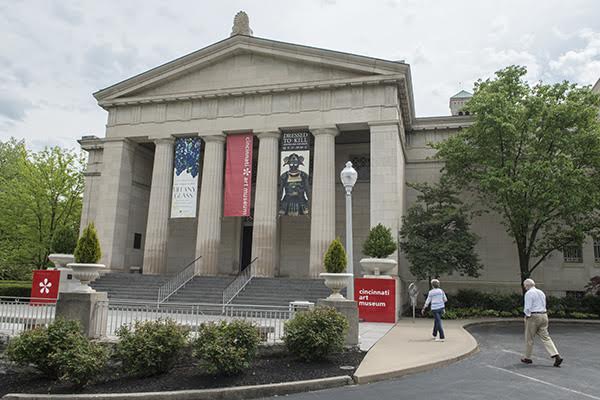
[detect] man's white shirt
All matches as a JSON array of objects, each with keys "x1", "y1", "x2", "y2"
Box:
[{"x1": 524, "y1": 287, "x2": 547, "y2": 317}]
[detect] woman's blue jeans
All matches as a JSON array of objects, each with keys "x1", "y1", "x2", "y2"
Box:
[{"x1": 432, "y1": 308, "x2": 445, "y2": 339}]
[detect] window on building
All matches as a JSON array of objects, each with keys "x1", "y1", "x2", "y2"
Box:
[
  {"x1": 563, "y1": 244, "x2": 583, "y2": 263},
  {"x1": 566, "y1": 291, "x2": 585, "y2": 299},
  {"x1": 133, "y1": 233, "x2": 142, "y2": 250},
  {"x1": 349, "y1": 154, "x2": 370, "y2": 182},
  {"x1": 594, "y1": 238, "x2": 600, "y2": 263}
]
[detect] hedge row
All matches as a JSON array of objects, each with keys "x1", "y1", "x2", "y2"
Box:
[
  {"x1": 0, "y1": 281, "x2": 31, "y2": 298},
  {"x1": 446, "y1": 289, "x2": 600, "y2": 316}
]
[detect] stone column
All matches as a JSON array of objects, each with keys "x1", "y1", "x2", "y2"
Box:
[
  {"x1": 309, "y1": 127, "x2": 338, "y2": 277},
  {"x1": 251, "y1": 131, "x2": 281, "y2": 277},
  {"x1": 95, "y1": 139, "x2": 134, "y2": 271},
  {"x1": 368, "y1": 121, "x2": 405, "y2": 271},
  {"x1": 143, "y1": 137, "x2": 175, "y2": 275},
  {"x1": 195, "y1": 134, "x2": 226, "y2": 275}
]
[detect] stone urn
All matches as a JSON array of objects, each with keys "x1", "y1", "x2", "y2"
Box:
[
  {"x1": 66, "y1": 263, "x2": 106, "y2": 293},
  {"x1": 319, "y1": 273, "x2": 353, "y2": 300},
  {"x1": 48, "y1": 254, "x2": 75, "y2": 269},
  {"x1": 360, "y1": 258, "x2": 397, "y2": 276}
]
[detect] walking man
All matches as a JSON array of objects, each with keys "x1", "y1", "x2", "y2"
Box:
[
  {"x1": 521, "y1": 278, "x2": 563, "y2": 367},
  {"x1": 422, "y1": 279, "x2": 448, "y2": 342}
]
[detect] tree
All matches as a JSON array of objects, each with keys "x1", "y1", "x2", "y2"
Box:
[
  {"x1": 74, "y1": 223, "x2": 101, "y2": 264},
  {"x1": 0, "y1": 139, "x2": 84, "y2": 277},
  {"x1": 323, "y1": 238, "x2": 347, "y2": 273},
  {"x1": 362, "y1": 224, "x2": 397, "y2": 259},
  {"x1": 399, "y1": 179, "x2": 483, "y2": 281},
  {"x1": 435, "y1": 65, "x2": 600, "y2": 287}
]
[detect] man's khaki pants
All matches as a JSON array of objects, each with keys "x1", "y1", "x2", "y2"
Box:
[{"x1": 525, "y1": 313, "x2": 559, "y2": 359}]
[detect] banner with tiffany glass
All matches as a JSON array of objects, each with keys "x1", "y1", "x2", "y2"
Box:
[
  {"x1": 278, "y1": 131, "x2": 311, "y2": 216},
  {"x1": 170, "y1": 137, "x2": 201, "y2": 218}
]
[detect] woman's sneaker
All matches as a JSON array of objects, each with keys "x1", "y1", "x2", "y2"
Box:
[{"x1": 435, "y1": 338, "x2": 445, "y2": 342}]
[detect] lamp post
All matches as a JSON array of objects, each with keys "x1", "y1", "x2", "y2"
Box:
[{"x1": 340, "y1": 161, "x2": 358, "y2": 300}]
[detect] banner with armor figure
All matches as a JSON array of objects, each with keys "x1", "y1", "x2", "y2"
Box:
[
  {"x1": 279, "y1": 131, "x2": 311, "y2": 216},
  {"x1": 171, "y1": 137, "x2": 202, "y2": 218}
]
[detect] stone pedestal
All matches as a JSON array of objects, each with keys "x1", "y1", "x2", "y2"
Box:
[
  {"x1": 317, "y1": 298, "x2": 359, "y2": 347},
  {"x1": 55, "y1": 292, "x2": 108, "y2": 338}
]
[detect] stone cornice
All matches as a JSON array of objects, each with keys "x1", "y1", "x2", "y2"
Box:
[
  {"x1": 410, "y1": 115, "x2": 474, "y2": 131},
  {"x1": 97, "y1": 74, "x2": 406, "y2": 109}
]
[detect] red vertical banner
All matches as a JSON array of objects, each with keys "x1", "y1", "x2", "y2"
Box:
[
  {"x1": 30, "y1": 270, "x2": 61, "y2": 304},
  {"x1": 224, "y1": 133, "x2": 254, "y2": 216}
]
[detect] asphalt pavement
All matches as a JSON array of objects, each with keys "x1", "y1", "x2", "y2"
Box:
[{"x1": 260, "y1": 322, "x2": 600, "y2": 400}]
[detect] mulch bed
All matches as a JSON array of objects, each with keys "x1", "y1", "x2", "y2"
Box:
[{"x1": 0, "y1": 349, "x2": 365, "y2": 396}]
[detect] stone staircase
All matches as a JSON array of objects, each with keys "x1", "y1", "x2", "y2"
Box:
[
  {"x1": 231, "y1": 277, "x2": 335, "y2": 307},
  {"x1": 91, "y1": 272, "x2": 170, "y2": 302},
  {"x1": 91, "y1": 273, "x2": 337, "y2": 306}
]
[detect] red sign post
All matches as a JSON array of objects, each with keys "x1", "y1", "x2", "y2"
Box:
[
  {"x1": 30, "y1": 270, "x2": 60, "y2": 304},
  {"x1": 354, "y1": 278, "x2": 396, "y2": 323}
]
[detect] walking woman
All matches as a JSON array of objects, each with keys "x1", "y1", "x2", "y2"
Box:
[{"x1": 421, "y1": 279, "x2": 448, "y2": 342}]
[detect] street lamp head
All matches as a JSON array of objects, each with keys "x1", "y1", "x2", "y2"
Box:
[{"x1": 340, "y1": 161, "x2": 358, "y2": 192}]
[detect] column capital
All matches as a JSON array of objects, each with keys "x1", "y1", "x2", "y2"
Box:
[
  {"x1": 255, "y1": 130, "x2": 281, "y2": 140},
  {"x1": 367, "y1": 120, "x2": 401, "y2": 128},
  {"x1": 310, "y1": 126, "x2": 339, "y2": 137},
  {"x1": 150, "y1": 136, "x2": 175, "y2": 145},
  {"x1": 201, "y1": 134, "x2": 226, "y2": 143}
]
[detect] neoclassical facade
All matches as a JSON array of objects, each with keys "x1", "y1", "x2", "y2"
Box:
[{"x1": 79, "y1": 16, "x2": 600, "y2": 295}]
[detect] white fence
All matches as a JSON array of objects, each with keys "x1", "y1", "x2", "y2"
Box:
[
  {"x1": 0, "y1": 297, "x2": 56, "y2": 336},
  {"x1": 95, "y1": 300, "x2": 293, "y2": 344}
]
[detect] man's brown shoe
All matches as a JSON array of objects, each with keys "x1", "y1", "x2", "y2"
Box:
[
  {"x1": 552, "y1": 355, "x2": 563, "y2": 367},
  {"x1": 521, "y1": 358, "x2": 533, "y2": 364}
]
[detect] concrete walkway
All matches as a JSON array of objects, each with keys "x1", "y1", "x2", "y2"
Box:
[{"x1": 354, "y1": 318, "x2": 478, "y2": 383}]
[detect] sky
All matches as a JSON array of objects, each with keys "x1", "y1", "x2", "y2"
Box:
[{"x1": 1, "y1": 0, "x2": 600, "y2": 150}]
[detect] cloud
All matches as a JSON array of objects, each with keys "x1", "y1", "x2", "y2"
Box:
[
  {"x1": 0, "y1": 92, "x2": 34, "y2": 122},
  {"x1": 51, "y1": 1, "x2": 84, "y2": 25},
  {"x1": 549, "y1": 30, "x2": 600, "y2": 85}
]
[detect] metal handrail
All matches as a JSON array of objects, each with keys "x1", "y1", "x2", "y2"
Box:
[
  {"x1": 156, "y1": 255, "x2": 202, "y2": 304},
  {"x1": 222, "y1": 257, "x2": 258, "y2": 307}
]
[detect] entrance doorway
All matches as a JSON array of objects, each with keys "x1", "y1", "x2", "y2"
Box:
[{"x1": 240, "y1": 223, "x2": 253, "y2": 271}]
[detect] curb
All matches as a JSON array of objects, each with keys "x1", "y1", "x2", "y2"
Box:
[
  {"x1": 2, "y1": 376, "x2": 354, "y2": 400},
  {"x1": 353, "y1": 345, "x2": 479, "y2": 384}
]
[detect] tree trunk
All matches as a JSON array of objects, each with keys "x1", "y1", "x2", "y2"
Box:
[{"x1": 517, "y1": 241, "x2": 530, "y2": 295}]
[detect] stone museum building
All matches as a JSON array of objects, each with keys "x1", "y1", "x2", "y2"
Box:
[{"x1": 79, "y1": 13, "x2": 600, "y2": 296}]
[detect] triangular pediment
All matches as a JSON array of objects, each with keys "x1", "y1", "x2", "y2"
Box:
[
  {"x1": 94, "y1": 35, "x2": 409, "y2": 103},
  {"x1": 128, "y1": 52, "x2": 369, "y2": 98}
]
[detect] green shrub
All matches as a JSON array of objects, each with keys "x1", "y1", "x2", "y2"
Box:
[
  {"x1": 51, "y1": 225, "x2": 78, "y2": 254},
  {"x1": 362, "y1": 223, "x2": 397, "y2": 258},
  {"x1": 116, "y1": 319, "x2": 189, "y2": 377},
  {"x1": 442, "y1": 310, "x2": 458, "y2": 319},
  {"x1": 6, "y1": 318, "x2": 107, "y2": 386},
  {"x1": 193, "y1": 320, "x2": 260, "y2": 375},
  {"x1": 0, "y1": 281, "x2": 31, "y2": 297},
  {"x1": 283, "y1": 306, "x2": 348, "y2": 362},
  {"x1": 499, "y1": 311, "x2": 513, "y2": 318},
  {"x1": 74, "y1": 223, "x2": 101, "y2": 263},
  {"x1": 479, "y1": 309, "x2": 500, "y2": 318},
  {"x1": 323, "y1": 238, "x2": 347, "y2": 273}
]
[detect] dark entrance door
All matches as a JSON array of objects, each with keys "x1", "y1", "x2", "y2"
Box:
[{"x1": 240, "y1": 225, "x2": 253, "y2": 271}]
